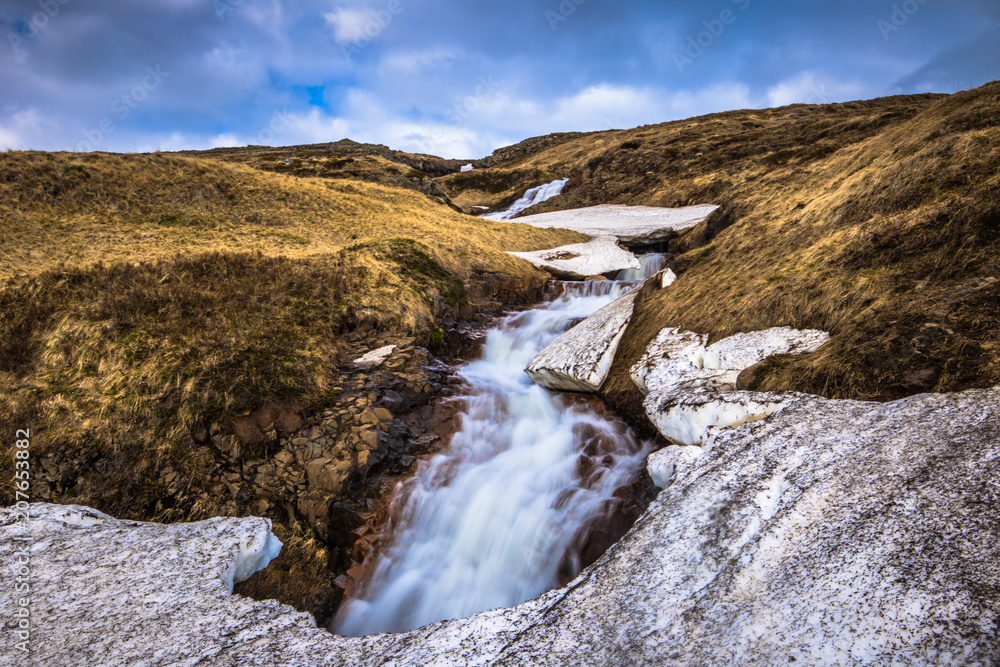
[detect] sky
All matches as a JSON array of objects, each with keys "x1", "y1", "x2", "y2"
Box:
[{"x1": 1, "y1": 0, "x2": 998, "y2": 158}]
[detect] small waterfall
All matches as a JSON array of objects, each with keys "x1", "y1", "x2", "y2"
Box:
[
  {"x1": 481, "y1": 178, "x2": 569, "y2": 221},
  {"x1": 615, "y1": 253, "x2": 667, "y2": 282},
  {"x1": 333, "y1": 273, "x2": 656, "y2": 637}
]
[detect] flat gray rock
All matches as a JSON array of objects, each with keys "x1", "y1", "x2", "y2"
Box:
[
  {"x1": 5, "y1": 386, "x2": 999, "y2": 665},
  {"x1": 525, "y1": 289, "x2": 638, "y2": 392},
  {"x1": 508, "y1": 236, "x2": 639, "y2": 280},
  {"x1": 514, "y1": 204, "x2": 719, "y2": 244}
]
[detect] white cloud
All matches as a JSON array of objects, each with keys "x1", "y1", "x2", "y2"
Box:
[
  {"x1": 378, "y1": 48, "x2": 459, "y2": 75},
  {"x1": 0, "y1": 109, "x2": 44, "y2": 150},
  {"x1": 766, "y1": 73, "x2": 865, "y2": 108},
  {"x1": 324, "y1": 7, "x2": 385, "y2": 45}
]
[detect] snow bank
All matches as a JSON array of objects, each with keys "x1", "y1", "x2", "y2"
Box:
[
  {"x1": 512, "y1": 203, "x2": 718, "y2": 244},
  {"x1": 6, "y1": 386, "x2": 999, "y2": 665},
  {"x1": 525, "y1": 289, "x2": 637, "y2": 392},
  {"x1": 507, "y1": 236, "x2": 639, "y2": 280}
]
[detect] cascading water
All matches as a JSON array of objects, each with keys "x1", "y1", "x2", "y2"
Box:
[
  {"x1": 616, "y1": 253, "x2": 667, "y2": 281},
  {"x1": 334, "y1": 263, "x2": 662, "y2": 637},
  {"x1": 481, "y1": 178, "x2": 569, "y2": 221}
]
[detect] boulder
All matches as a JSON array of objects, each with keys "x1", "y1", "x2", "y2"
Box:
[
  {"x1": 508, "y1": 236, "x2": 639, "y2": 280},
  {"x1": 525, "y1": 289, "x2": 638, "y2": 392},
  {"x1": 514, "y1": 204, "x2": 719, "y2": 244},
  {"x1": 5, "y1": 386, "x2": 999, "y2": 665}
]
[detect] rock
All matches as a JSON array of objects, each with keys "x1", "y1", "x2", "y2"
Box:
[
  {"x1": 526, "y1": 289, "x2": 638, "y2": 392},
  {"x1": 304, "y1": 457, "x2": 332, "y2": 487},
  {"x1": 702, "y1": 327, "x2": 830, "y2": 371},
  {"x1": 5, "y1": 386, "x2": 999, "y2": 665},
  {"x1": 352, "y1": 345, "x2": 396, "y2": 370},
  {"x1": 735, "y1": 360, "x2": 766, "y2": 390},
  {"x1": 513, "y1": 204, "x2": 719, "y2": 244},
  {"x1": 658, "y1": 268, "x2": 677, "y2": 288},
  {"x1": 508, "y1": 236, "x2": 640, "y2": 280}
]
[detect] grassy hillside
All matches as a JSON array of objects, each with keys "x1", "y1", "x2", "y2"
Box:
[
  {"x1": 439, "y1": 83, "x2": 1000, "y2": 427},
  {"x1": 0, "y1": 151, "x2": 584, "y2": 502}
]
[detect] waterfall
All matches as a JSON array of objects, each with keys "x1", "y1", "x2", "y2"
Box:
[
  {"x1": 334, "y1": 262, "x2": 663, "y2": 637},
  {"x1": 481, "y1": 178, "x2": 569, "y2": 221}
]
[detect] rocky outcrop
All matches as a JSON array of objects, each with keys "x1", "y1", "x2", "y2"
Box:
[
  {"x1": 6, "y1": 386, "x2": 999, "y2": 665},
  {"x1": 507, "y1": 236, "x2": 639, "y2": 280},
  {"x1": 525, "y1": 289, "x2": 638, "y2": 392},
  {"x1": 514, "y1": 204, "x2": 719, "y2": 245}
]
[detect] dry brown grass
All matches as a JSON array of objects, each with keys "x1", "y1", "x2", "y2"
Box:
[
  {"x1": 602, "y1": 84, "x2": 1000, "y2": 425},
  {"x1": 0, "y1": 151, "x2": 582, "y2": 283},
  {"x1": 0, "y1": 151, "x2": 585, "y2": 509}
]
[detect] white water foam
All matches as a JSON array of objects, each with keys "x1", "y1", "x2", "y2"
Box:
[
  {"x1": 615, "y1": 253, "x2": 668, "y2": 282},
  {"x1": 334, "y1": 271, "x2": 660, "y2": 637},
  {"x1": 481, "y1": 178, "x2": 569, "y2": 221}
]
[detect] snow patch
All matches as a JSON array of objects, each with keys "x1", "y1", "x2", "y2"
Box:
[
  {"x1": 508, "y1": 236, "x2": 639, "y2": 280},
  {"x1": 221, "y1": 520, "x2": 284, "y2": 593},
  {"x1": 525, "y1": 290, "x2": 637, "y2": 392},
  {"x1": 460, "y1": 163, "x2": 474, "y2": 172},
  {"x1": 647, "y1": 445, "x2": 703, "y2": 488},
  {"x1": 511, "y1": 204, "x2": 718, "y2": 244},
  {"x1": 353, "y1": 345, "x2": 397, "y2": 369},
  {"x1": 703, "y1": 327, "x2": 831, "y2": 371},
  {"x1": 646, "y1": 392, "x2": 792, "y2": 445}
]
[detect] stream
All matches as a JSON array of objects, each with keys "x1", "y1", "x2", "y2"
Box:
[{"x1": 333, "y1": 255, "x2": 666, "y2": 637}]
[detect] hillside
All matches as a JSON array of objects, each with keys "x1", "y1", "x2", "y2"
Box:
[
  {"x1": 0, "y1": 150, "x2": 585, "y2": 619},
  {"x1": 0, "y1": 148, "x2": 584, "y2": 485},
  {"x1": 438, "y1": 83, "x2": 1000, "y2": 430}
]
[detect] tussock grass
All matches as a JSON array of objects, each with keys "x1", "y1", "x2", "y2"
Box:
[{"x1": 0, "y1": 151, "x2": 582, "y2": 283}]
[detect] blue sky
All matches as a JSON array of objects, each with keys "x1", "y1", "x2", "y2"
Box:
[{"x1": 1, "y1": 0, "x2": 997, "y2": 158}]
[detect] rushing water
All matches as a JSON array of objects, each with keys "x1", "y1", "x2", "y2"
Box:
[
  {"x1": 481, "y1": 178, "x2": 569, "y2": 221},
  {"x1": 334, "y1": 259, "x2": 665, "y2": 637}
]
